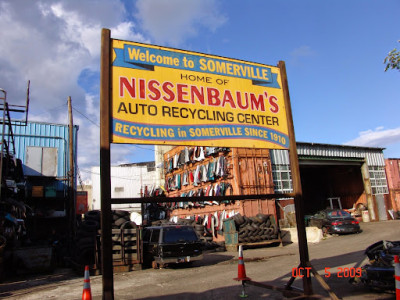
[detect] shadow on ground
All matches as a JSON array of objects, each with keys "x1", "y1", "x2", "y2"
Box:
[{"x1": 0, "y1": 269, "x2": 79, "y2": 298}]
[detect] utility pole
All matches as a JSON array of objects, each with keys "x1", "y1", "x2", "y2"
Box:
[{"x1": 68, "y1": 96, "x2": 76, "y2": 250}]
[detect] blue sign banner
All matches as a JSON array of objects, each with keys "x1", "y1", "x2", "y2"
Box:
[
  {"x1": 113, "y1": 118, "x2": 289, "y2": 148},
  {"x1": 112, "y1": 45, "x2": 281, "y2": 88}
]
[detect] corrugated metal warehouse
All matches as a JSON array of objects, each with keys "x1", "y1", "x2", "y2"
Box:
[{"x1": 271, "y1": 142, "x2": 389, "y2": 221}]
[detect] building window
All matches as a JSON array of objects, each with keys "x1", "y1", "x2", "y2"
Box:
[
  {"x1": 369, "y1": 166, "x2": 389, "y2": 195},
  {"x1": 272, "y1": 165, "x2": 293, "y2": 193}
]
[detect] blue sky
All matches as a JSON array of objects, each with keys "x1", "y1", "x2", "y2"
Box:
[{"x1": 0, "y1": 0, "x2": 399, "y2": 181}]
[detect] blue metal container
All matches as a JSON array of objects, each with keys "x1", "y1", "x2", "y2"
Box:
[{"x1": 1, "y1": 121, "x2": 78, "y2": 190}]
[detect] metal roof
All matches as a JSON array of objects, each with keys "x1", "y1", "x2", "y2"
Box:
[{"x1": 270, "y1": 142, "x2": 386, "y2": 166}]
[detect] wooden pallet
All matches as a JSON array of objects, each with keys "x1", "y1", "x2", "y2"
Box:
[{"x1": 95, "y1": 223, "x2": 142, "y2": 269}]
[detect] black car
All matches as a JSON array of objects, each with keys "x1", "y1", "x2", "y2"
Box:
[
  {"x1": 308, "y1": 209, "x2": 361, "y2": 236},
  {"x1": 142, "y1": 225, "x2": 203, "y2": 268}
]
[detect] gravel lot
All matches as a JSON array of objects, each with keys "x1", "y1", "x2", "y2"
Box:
[{"x1": 0, "y1": 220, "x2": 399, "y2": 299}]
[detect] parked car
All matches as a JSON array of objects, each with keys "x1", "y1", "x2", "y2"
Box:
[
  {"x1": 142, "y1": 225, "x2": 203, "y2": 269},
  {"x1": 308, "y1": 209, "x2": 361, "y2": 236}
]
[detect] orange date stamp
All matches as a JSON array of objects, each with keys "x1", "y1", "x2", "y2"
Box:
[{"x1": 291, "y1": 267, "x2": 362, "y2": 278}]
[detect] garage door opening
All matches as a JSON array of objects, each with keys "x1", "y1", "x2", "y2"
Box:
[{"x1": 299, "y1": 161, "x2": 365, "y2": 215}]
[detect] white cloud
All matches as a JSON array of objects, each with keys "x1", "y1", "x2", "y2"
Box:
[
  {"x1": 111, "y1": 22, "x2": 149, "y2": 43},
  {"x1": 344, "y1": 127, "x2": 400, "y2": 148},
  {"x1": 134, "y1": 0, "x2": 227, "y2": 46},
  {"x1": 84, "y1": 94, "x2": 99, "y2": 123},
  {"x1": 0, "y1": 0, "x2": 226, "y2": 181},
  {"x1": 0, "y1": 0, "x2": 149, "y2": 180}
]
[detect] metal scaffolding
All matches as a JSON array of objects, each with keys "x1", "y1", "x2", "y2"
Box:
[{"x1": 0, "y1": 81, "x2": 30, "y2": 199}]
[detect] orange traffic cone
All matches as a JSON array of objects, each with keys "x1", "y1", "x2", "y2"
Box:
[
  {"x1": 82, "y1": 265, "x2": 92, "y2": 300},
  {"x1": 234, "y1": 245, "x2": 251, "y2": 281}
]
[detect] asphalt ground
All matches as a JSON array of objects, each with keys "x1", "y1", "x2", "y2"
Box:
[{"x1": 0, "y1": 220, "x2": 399, "y2": 299}]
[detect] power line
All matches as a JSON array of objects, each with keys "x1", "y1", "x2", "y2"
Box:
[
  {"x1": 71, "y1": 105, "x2": 159, "y2": 154},
  {"x1": 72, "y1": 107, "x2": 99, "y2": 127},
  {"x1": 33, "y1": 102, "x2": 68, "y2": 117},
  {"x1": 80, "y1": 168, "x2": 158, "y2": 180}
]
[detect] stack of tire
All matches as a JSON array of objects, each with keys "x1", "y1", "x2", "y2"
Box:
[
  {"x1": 151, "y1": 218, "x2": 219, "y2": 249},
  {"x1": 111, "y1": 210, "x2": 131, "y2": 228},
  {"x1": 174, "y1": 218, "x2": 213, "y2": 242},
  {"x1": 74, "y1": 210, "x2": 133, "y2": 265},
  {"x1": 150, "y1": 219, "x2": 175, "y2": 226},
  {"x1": 231, "y1": 213, "x2": 278, "y2": 243},
  {"x1": 75, "y1": 210, "x2": 101, "y2": 265}
]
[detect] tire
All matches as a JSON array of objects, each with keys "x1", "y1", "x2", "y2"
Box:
[
  {"x1": 195, "y1": 224, "x2": 205, "y2": 231},
  {"x1": 243, "y1": 224, "x2": 253, "y2": 231},
  {"x1": 238, "y1": 230, "x2": 248, "y2": 238},
  {"x1": 113, "y1": 210, "x2": 130, "y2": 218},
  {"x1": 78, "y1": 241, "x2": 96, "y2": 251},
  {"x1": 240, "y1": 219, "x2": 249, "y2": 227},
  {"x1": 84, "y1": 210, "x2": 101, "y2": 222},
  {"x1": 77, "y1": 229, "x2": 96, "y2": 239},
  {"x1": 235, "y1": 214, "x2": 245, "y2": 225},
  {"x1": 195, "y1": 230, "x2": 204, "y2": 237},
  {"x1": 250, "y1": 216, "x2": 260, "y2": 224},
  {"x1": 256, "y1": 213, "x2": 269, "y2": 223},
  {"x1": 112, "y1": 233, "x2": 121, "y2": 242},
  {"x1": 270, "y1": 224, "x2": 278, "y2": 235},
  {"x1": 265, "y1": 228, "x2": 273, "y2": 235},
  {"x1": 249, "y1": 230, "x2": 257, "y2": 237},
  {"x1": 78, "y1": 236, "x2": 96, "y2": 244},
  {"x1": 253, "y1": 228, "x2": 261, "y2": 235},
  {"x1": 114, "y1": 217, "x2": 130, "y2": 227},
  {"x1": 121, "y1": 221, "x2": 137, "y2": 229},
  {"x1": 81, "y1": 220, "x2": 99, "y2": 232},
  {"x1": 180, "y1": 219, "x2": 194, "y2": 225},
  {"x1": 77, "y1": 247, "x2": 95, "y2": 265}
]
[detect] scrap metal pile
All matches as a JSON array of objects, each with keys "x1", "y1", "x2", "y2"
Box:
[{"x1": 351, "y1": 240, "x2": 400, "y2": 291}]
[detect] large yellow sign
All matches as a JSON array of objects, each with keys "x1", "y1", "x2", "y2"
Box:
[{"x1": 111, "y1": 40, "x2": 289, "y2": 149}]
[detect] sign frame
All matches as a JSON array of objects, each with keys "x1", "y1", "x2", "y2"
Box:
[
  {"x1": 100, "y1": 28, "x2": 313, "y2": 299},
  {"x1": 110, "y1": 39, "x2": 290, "y2": 150}
]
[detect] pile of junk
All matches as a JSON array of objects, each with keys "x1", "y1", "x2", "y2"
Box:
[{"x1": 351, "y1": 240, "x2": 400, "y2": 291}]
